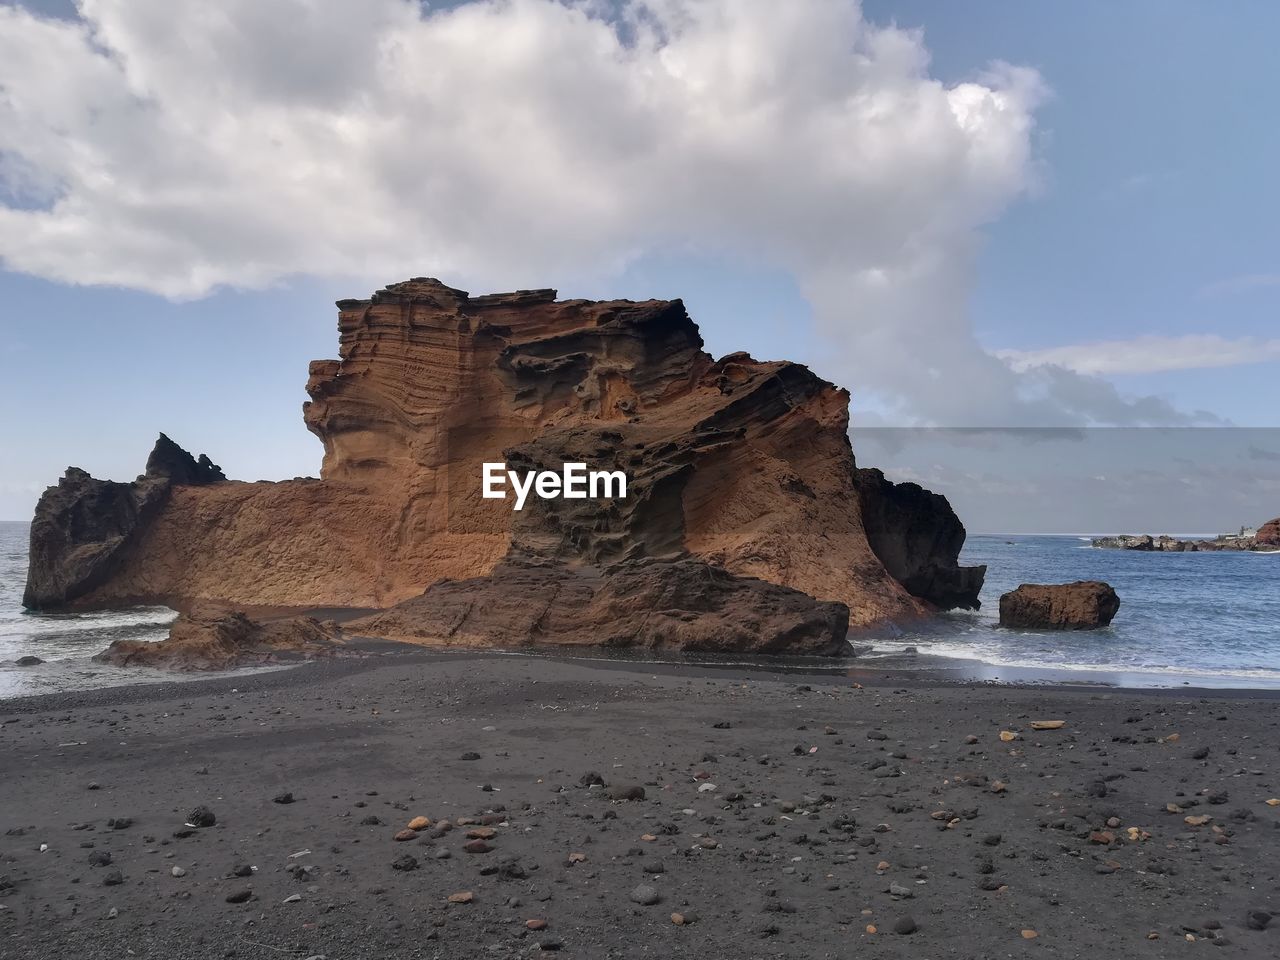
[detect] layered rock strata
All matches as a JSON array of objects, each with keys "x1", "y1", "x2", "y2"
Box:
[{"x1": 26, "y1": 278, "x2": 985, "y2": 655}]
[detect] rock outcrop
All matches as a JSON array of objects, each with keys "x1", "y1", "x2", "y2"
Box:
[
  {"x1": 853, "y1": 468, "x2": 985, "y2": 610},
  {"x1": 350, "y1": 557, "x2": 849, "y2": 656},
  {"x1": 21, "y1": 434, "x2": 224, "y2": 609},
  {"x1": 1092, "y1": 519, "x2": 1280, "y2": 553},
  {"x1": 998, "y1": 581, "x2": 1120, "y2": 630},
  {"x1": 26, "y1": 278, "x2": 984, "y2": 657},
  {"x1": 94, "y1": 609, "x2": 346, "y2": 671}
]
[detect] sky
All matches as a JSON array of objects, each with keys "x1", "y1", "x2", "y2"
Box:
[{"x1": 1, "y1": 0, "x2": 1277, "y2": 530}]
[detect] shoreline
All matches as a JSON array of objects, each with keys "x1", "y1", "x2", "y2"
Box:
[
  {"x1": 2, "y1": 644, "x2": 1277, "y2": 958},
  {"x1": 6, "y1": 643, "x2": 1280, "y2": 716}
]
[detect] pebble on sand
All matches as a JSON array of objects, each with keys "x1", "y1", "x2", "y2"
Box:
[
  {"x1": 447, "y1": 891, "x2": 474, "y2": 904},
  {"x1": 526, "y1": 919, "x2": 548, "y2": 931},
  {"x1": 630, "y1": 885, "x2": 661, "y2": 906},
  {"x1": 225, "y1": 889, "x2": 252, "y2": 904},
  {"x1": 893, "y1": 916, "x2": 917, "y2": 935},
  {"x1": 186, "y1": 806, "x2": 216, "y2": 828}
]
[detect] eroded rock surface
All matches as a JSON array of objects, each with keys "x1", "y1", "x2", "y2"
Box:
[
  {"x1": 94, "y1": 608, "x2": 346, "y2": 670},
  {"x1": 998, "y1": 581, "x2": 1120, "y2": 630},
  {"x1": 26, "y1": 278, "x2": 984, "y2": 655},
  {"x1": 854, "y1": 468, "x2": 985, "y2": 610},
  {"x1": 350, "y1": 557, "x2": 849, "y2": 656}
]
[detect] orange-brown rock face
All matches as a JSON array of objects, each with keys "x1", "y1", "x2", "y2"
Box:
[{"x1": 25, "y1": 278, "x2": 984, "y2": 653}]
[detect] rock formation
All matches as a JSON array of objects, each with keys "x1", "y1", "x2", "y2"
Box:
[
  {"x1": 94, "y1": 608, "x2": 346, "y2": 671},
  {"x1": 853, "y1": 468, "x2": 985, "y2": 610},
  {"x1": 25, "y1": 278, "x2": 984, "y2": 657},
  {"x1": 350, "y1": 557, "x2": 849, "y2": 656},
  {"x1": 1092, "y1": 518, "x2": 1280, "y2": 553},
  {"x1": 21, "y1": 436, "x2": 224, "y2": 609},
  {"x1": 998, "y1": 581, "x2": 1120, "y2": 630}
]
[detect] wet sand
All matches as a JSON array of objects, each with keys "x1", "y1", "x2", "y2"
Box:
[{"x1": 2, "y1": 649, "x2": 1278, "y2": 958}]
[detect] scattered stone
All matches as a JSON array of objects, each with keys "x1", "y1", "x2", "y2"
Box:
[
  {"x1": 459, "y1": 752, "x2": 481, "y2": 761},
  {"x1": 393, "y1": 829, "x2": 417, "y2": 842},
  {"x1": 102, "y1": 870, "x2": 124, "y2": 886},
  {"x1": 526, "y1": 919, "x2": 548, "y2": 931},
  {"x1": 14, "y1": 656, "x2": 44, "y2": 666},
  {"x1": 609, "y1": 785, "x2": 646, "y2": 802},
  {"x1": 170, "y1": 866, "x2": 186, "y2": 878},
  {"x1": 272, "y1": 792, "x2": 295, "y2": 805},
  {"x1": 447, "y1": 891, "x2": 474, "y2": 904},
  {"x1": 630, "y1": 885, "x2": 661, "y2": 906},
  {"x1": 87, "y1": 851, "x2": 112, "y2": 867},
  {"x1": 1022, "y1": 929, "x2": 1039, "y2": 940},
  {"x1": 225, "y1": 888, "x2": 252, "y2": 904},
  {"x1": 231, "y1": 864, "x2": 253, "y2": 878},
  {"x1": 391, "y1": 854, "x2": 418, "y2": 871},
  {"x1": 893, "y1": 916, "x2": 917, "y2": 935},
  {"x1": 1246, "y1": 910, "x2": 1272, "y2": 931},
  {"x1": 464, "y1": 839, "x2": 494, "y2": 854},
  {"x1": 186, "y1": 806, "x2": 216, "y2": 828},
  {"x1": 1030, "y1": 720, "x2": 1066, "y2": 730}
]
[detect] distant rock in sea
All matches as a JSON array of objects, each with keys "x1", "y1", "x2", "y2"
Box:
[
  {"x1": 998, "y1": 581, "x2": 1120, "y2": 630},
  {"x1": 25, "y1": 278, "x2": 985, "y2": 660},
  {"x1": 1091, "y1": 518, "x2": 1280, "y2": 553}
]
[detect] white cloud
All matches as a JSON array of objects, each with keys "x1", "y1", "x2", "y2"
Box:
[
  {"x1": 0, "y1": 0, "x2": 1212, "y2": 425},
  {"x1": 998, "y1": 334, "x2": 1280, "y2": 376}
]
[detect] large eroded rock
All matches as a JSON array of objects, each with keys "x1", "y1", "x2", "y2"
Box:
[
  {"x1": 26, "y1": 278, "x2": 984, "y2": 656},
  {"x1": 854, "y1": 468, "x2": 985, "y2": 610},
  {"x1": 94, "y1": 609, "x2": 346, "y2": 671},
  {"x1": 998, "y1": 581, "x2": 1120, "y2": 630},
  {"x1": 350, "y1": 557, "x2": 849, "y2": 656}
]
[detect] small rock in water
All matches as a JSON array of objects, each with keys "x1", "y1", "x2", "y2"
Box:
[
  {"x1": 14, "y1": 656, "x2": 43, "y2": 666},
  {"x1": 630, "y1": 884, "x2": 661, "y2": 906}
]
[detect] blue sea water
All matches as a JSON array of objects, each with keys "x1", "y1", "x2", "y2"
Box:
[
  {"x1": 2, "y1": 520, "x2": 1278, "y2": 697},
  {"x1": 871, "y1": 534, "x2": 1280, "y2": 686}
]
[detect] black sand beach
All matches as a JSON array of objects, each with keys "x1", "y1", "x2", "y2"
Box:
[{"x1": 2, "y1": 651, "x2": 1279, "y2": 959}]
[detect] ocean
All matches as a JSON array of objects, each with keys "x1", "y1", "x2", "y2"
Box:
[{"x1": 2, "y1": 521, "x2": 1278, "y2": 698}]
